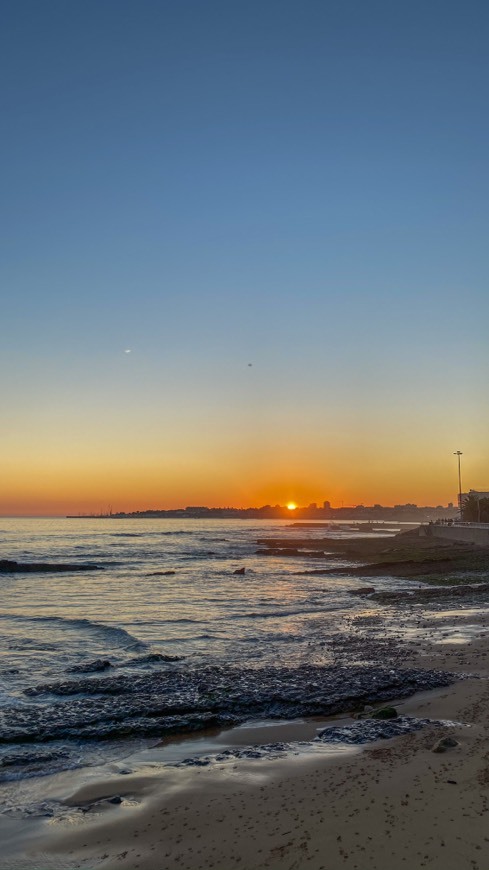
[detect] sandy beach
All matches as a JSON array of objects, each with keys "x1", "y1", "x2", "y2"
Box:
[{"x1": 2, "y1": 606, "x2": 487, "y2": 870}]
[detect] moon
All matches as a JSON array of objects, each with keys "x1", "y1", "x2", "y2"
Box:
[{"x1": 124, "y1": 349, "x2": 132, "y2": 354}]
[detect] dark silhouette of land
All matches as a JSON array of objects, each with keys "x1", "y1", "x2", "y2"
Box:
[{"x1": 68, "y1": 502, "x2": 457, "y2": 522}]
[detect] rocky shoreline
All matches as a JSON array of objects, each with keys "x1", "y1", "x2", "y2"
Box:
[
  {"x1": 0, "y1": 663, "x2": 456, "y2": 748},
  {"x1": 257, "y1": 527, "x2": 489, "y2": 583}
]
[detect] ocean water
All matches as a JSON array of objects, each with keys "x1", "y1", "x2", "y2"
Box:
[{"x1": 0, "y1": 518, "x2": 409, "y2": 796}]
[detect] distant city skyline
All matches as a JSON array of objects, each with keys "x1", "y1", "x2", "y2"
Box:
[
  {"x1": 2, "y1": 1, "x2": 488, "y2": 516},
  {"x1": 12, "y1": 497, "x2": 459, "y2": 520}
]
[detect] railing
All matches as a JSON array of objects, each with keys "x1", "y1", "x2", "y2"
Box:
[{"x1": 451, "y1": 522, "x2": 489, "y2": 529}]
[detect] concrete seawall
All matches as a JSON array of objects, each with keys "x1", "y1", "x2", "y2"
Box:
[{"x1": 421, "y1": 524, "x2": 489, "y2": 547}]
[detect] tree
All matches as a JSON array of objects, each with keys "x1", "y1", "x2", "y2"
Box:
[{"x1": 462, "y1": 495, "x2": 489, "y2": 522}]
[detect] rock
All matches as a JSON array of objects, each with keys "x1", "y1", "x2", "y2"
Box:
[
  {"x1": 370, "y1": 706, "x2": 398, "y2": 720},
  {"x1": 233, "y1": 567, "x2": 246, "y2": 575},
  {"x1": 0, "y1": 559, "x2": 103, "y2": 574},
  {"x1": 147, "y1": 571, "x2": 176, "y2": 576},
  {"x1": 316, "y1": 715, "x2": 444, "y2": 745},
  {"x1": 125, "y1": 653, "x2": 184, "y2": 665},
  {"x1": 351, "y1": 703, "x2": 383, "y2": 720},
  {"x1": 12, "y1": 665, "x2": 454, "y2": 745},
  {"x1": 108, "y1": 795, "x2": 123, "y2": 804},
  {"x1": 431, "y1": 736, "x2": 459, "y2": 753},
  {"x1": 350, "y1": 587, "x2": 376, "y2": 596},
  {"x1": 67, "y1": 659, "x2": 112, "y2": 674},
  {"x1": 256, "y1": 548, "x2": 300, "y2": 556}
]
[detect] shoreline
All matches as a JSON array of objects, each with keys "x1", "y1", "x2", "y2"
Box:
[
  {"x1": 1, "y1": 528, "x2": 487, "y2": 869},
  {"x1": 2, "y1": 610, "x2": 488, "y2": 870}
]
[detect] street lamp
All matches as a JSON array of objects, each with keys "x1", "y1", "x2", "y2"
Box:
[{"x1": 453, "y1": 451, "x2": 463, "y2": 521}]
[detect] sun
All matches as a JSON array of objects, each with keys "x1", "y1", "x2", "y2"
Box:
[{"x1": 287, "y1": 502, "x2": 297, "y2": 511}]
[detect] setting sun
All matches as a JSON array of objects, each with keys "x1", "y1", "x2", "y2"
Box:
[{"x1": 287, "y1": 503, "x2": 297, "y2": 511}]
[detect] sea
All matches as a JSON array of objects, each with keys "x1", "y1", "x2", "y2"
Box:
[{"x1": 0, "y1": 517, "x2": 450, "y2": 817}]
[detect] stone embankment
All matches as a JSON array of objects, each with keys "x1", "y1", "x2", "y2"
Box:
[{"x1": 421, "y1": 523, "x2": 489, "y2": 547}]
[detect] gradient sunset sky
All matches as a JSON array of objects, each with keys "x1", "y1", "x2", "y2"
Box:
[{"x1": 2, "y1": 0, "x2": 488, "y2": 515}]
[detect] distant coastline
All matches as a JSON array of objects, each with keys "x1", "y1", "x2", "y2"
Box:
[{"x1": 67, "y1": 502, "x2": 457, "y2": 522}]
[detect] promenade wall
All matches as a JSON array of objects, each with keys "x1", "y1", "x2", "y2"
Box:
[{"x1": 421, "y1": 523, "x2": 489, "y2": 547}]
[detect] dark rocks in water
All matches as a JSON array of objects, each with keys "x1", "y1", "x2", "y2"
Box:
[
  {"x1": 147, "y1": 571, "x2": 176, "y2": 576},
  {"x1": 66, "y1": 654, "x2": 183, "y2": 675},
  {"x1": 67, "y1": 659, "x2": 113, "y2": 674},
  {"x1": 352, "y1": 704, "x2": 398, "y2": 721},
  {"x1": 256, "y1": 548, "x2": 326, "y2": 558},
  {"x1": 123, "y1": 653, "x2": 184, "y2": 665},
  {"x1": 3, "y1": 663, "x2": 456, "y2": 746},
  {"x1": 350, "y1": 587, "x2": 376, "y2": 596},
  {"x1": 233, "y1": 567, "x2": 246, "y2": 575},
  {"x1": 370, "y1": 583, "x2": 489, "y2": 604},
  {"x1": 316, "y1": 716, "x2": 446, "y2": 745},
  {"x1": 0, "y1": 559, "x2": 103, "y2": 574},
  {"x1": 0, "y1": 747, "x2": 71, "y2": 769},
  {"x1": 179, "y1": 742, "x2": 295, "y2": 767},
  {"x1": 178, "y1": 717, "x2": 449, "y2": 767},
  {"x1": 370, "y1": 706, "x2": 398, "y2": 720}
]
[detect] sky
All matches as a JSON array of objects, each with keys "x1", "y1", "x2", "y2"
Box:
[{"x1": 1, "y1": 0, "x2": 488, "y2": 515}]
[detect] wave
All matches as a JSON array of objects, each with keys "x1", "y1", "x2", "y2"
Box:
[
  {"x1": 225, "y1": 607, "x2": 326, "y2": 621},
  {"x1": 153, "y1": 531, "x2": 194, "y2": 536},
  {"x1": 0, "y1": 614, "x2": 147, "y2": 652},
  {"x1": 7, "y1": 637, "x2": 58, "y2": 651},
  {"x1": 111, "y1": 530, "x2": 194, "y2": 537},
  {"x1": 164, "y1": 617, "x2": 201, "y2": 625},
  {"x1": 0, "y1": 746, "x2": 81, "y2": 783},
  {"x1": 110, "y1": 533, "x2": 143, "y2": 537}
]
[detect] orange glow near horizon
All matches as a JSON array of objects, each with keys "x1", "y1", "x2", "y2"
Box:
[
  {"x1": 1, "y1": 414, "x2": 487, "y2": 516},
  {"x1": 0, "y1": 454, "x2": 476, "y2": 516}
]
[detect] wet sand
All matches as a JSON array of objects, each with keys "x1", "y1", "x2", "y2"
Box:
[{"x1": 3, "y1": 611, "x2": 489, "y2": 870}]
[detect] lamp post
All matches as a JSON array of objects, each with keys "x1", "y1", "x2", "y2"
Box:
[{"x1": 453, "y1": 451, "x2": 463, "y2": 521}]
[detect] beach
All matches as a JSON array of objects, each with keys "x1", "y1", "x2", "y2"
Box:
[
  {"x1": 1, "y1": 520, "x2": 488, "y2": 869},
  {"x1": 1, "y1": 615, "x2": 487, "y2": 870}
]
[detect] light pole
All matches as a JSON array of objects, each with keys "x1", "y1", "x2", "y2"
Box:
[{"x1": 453, "y1": 451, "x2": 463, "y2": 521}]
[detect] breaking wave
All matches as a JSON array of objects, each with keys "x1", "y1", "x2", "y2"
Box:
[{"x1": 0, "y1": 614, "x2": 147, "y2": 652}]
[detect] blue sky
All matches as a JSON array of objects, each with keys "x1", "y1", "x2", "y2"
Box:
[{"x1": 1, "y1": 1, "x2": 488, "y2": 512}]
